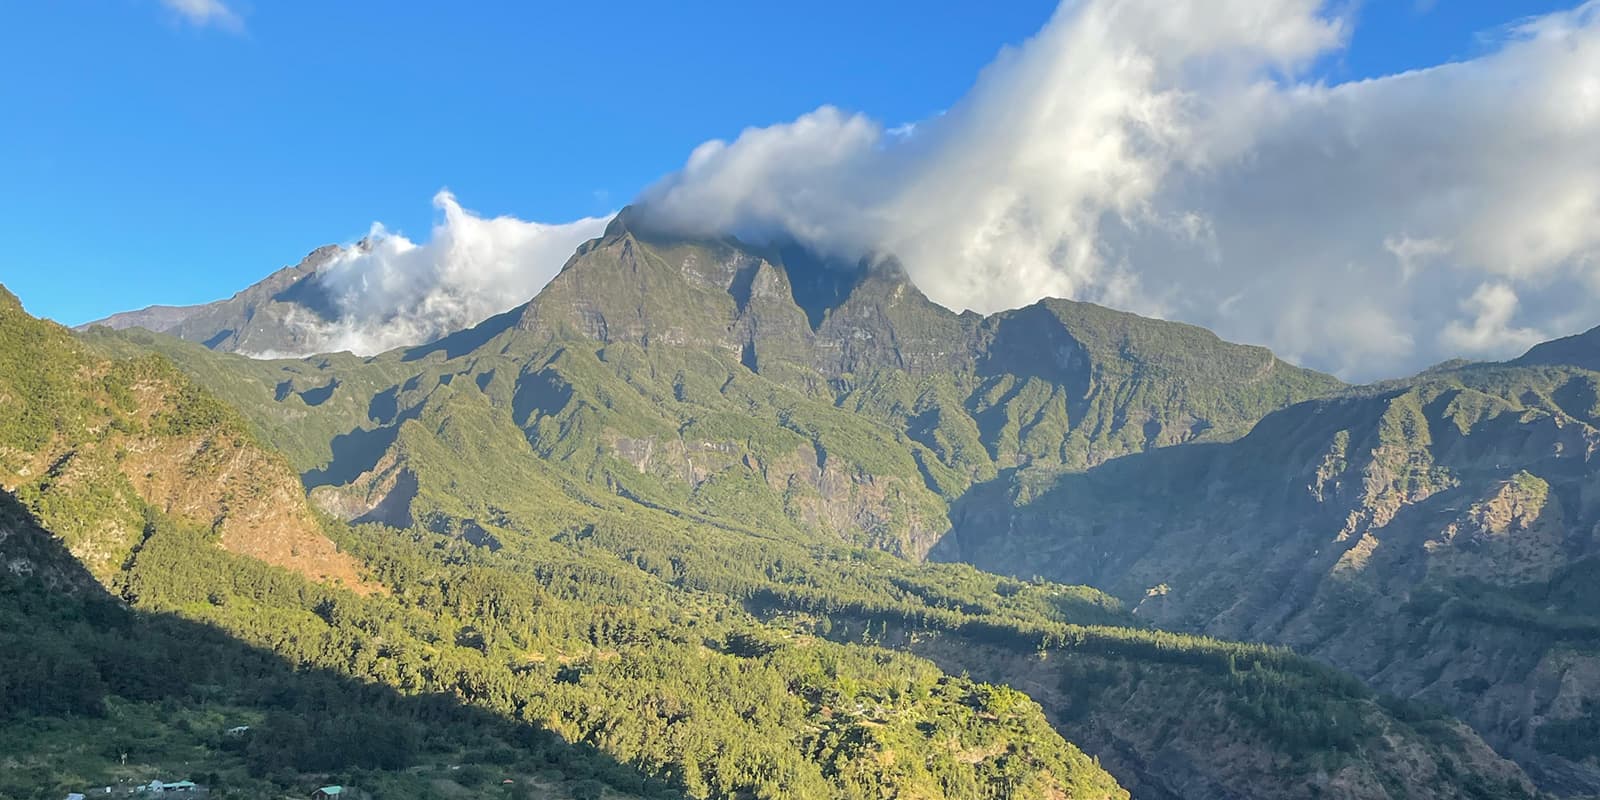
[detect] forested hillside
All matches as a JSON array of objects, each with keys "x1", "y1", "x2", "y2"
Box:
[
  {"x1": 4, "y1": 286, "x2": 1131, "y2": 800},
  {"x1": 0, "y1": 286, "x2": 366, "y2": 588}
]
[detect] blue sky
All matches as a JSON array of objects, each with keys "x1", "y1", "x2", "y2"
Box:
[{"x1": 0, "y1": 0, "x2": 1583, "y2": 327}]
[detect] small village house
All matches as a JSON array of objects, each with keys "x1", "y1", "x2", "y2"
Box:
[{"x1": 134, "y1": 780, "x2": 202, "y2": 795}]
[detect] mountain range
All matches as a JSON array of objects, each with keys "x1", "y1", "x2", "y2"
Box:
[{"x1": 5, "y1": 209, "x2": 1597, "y2": 799}]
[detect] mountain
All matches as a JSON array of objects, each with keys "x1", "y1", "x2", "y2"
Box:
[
  {"x1": 9, "y1": 281, "x2": 1136, "y2": 799},
  {"x1": 934, "y1": 337, "x2": 1600, "y2": 793},
  {"x1": 78, "y1": 216, "x2": 1548, "y2": 798},
  {"x1": 92, "y1": 210, "x2": 1341, "y2": 558},
  {"x1": 82, "y1": 244, "x2": 350, "y2": 356}
]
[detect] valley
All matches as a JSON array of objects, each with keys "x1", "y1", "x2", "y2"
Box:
[{"x1": 6, "y1": 212, "x2": 1585, "y2": 798}]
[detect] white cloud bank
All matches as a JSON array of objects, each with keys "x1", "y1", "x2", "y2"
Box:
[
  {"x1": 252, "y1": 192, "x2": 609, "y2": 357},
  {"x1": 637, "y1": 0, "x2": 1600, "y2": 380}
]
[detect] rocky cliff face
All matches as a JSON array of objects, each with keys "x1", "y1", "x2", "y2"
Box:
[
  {"x1": 1, "y1": 286, "x2": 372, "y2": 591},
  {"x1": 516, "y1": 214, "x2": 980, "y2": 379}
]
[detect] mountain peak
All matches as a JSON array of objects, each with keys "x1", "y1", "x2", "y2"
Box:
[
  {"x1": 510, "y1": 224, "x2": 978, "y2": 378},
  {"x1": 600, "y1": 204, "x2": 644, "y2": 239},
  {"x1": 79, "y1": 243, "x2": 348, "y2": 352}
]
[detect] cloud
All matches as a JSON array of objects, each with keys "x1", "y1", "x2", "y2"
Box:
[
  {"x1": 1441, "y1": 283, "x2": 1547, "y2": 355},
  {"x1": 636, "y1": 0, "x2": 1600, "y2": 380},
  {"x1": 160, "y1": 0, "x2": 244, "y2": 31},
  {"x1": 245, "y1": 192, "x2": 610, "y2": 358}
]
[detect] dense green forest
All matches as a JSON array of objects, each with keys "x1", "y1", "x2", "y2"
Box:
[
  {"x1": 3, "y1": 492, "x2": 1138, "y2": 800},
  {"x1": 9, "y1": 476, "x2": 1521, "y2": 799}
]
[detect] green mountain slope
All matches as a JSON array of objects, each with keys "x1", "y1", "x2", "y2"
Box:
[
  {"x1": 0, "y1": 286, "x2": 368, "y2": 588},
  {"x1": 87, "y1": 210, "x2": 1340, "y2": 558},
  {"x1": 75, "y1": 215, "x2": 1547, "y2": 797},
  {"x1": 7, "y1": 285, "x2": 1131, "y2": 800},
  {"x1": 519, "y1": 212, "x2": 1340, "y2": 482},
  {"x1": 934, "y1": 341, "x2": 1600, "y2": 793}
]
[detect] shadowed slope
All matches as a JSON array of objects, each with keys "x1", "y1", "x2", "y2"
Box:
[
  {"x1": 933, "y1": 351, "x2": 1600, "y2": 794},
  {"x1": 0, "y1": 489, "x2": 671, "y2": 800}
]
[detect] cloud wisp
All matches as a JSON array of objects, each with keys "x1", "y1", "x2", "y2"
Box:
[
  {"x1": 247, "y1": 192, "x2": 610, "y2": 358},
  {"x1": 636, "y1": 0, "x2": 1600, "y2": 380},
  {"x1": 159, "y1": 0, "x2": 244, "y2": 32}
]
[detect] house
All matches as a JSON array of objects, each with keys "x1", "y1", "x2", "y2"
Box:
[
  {"x1": 312, "y1": 787, "x2": 343, "y2": 799},
  {"x1": 135, "y1": 780, "x2": 201, "y2": 795},
  {"x1": 65, "y1": 793, "x2": 85, "y2": 800},
  {"x1": 225, "y1": 725, "x2": 251, "y2": 736}
]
